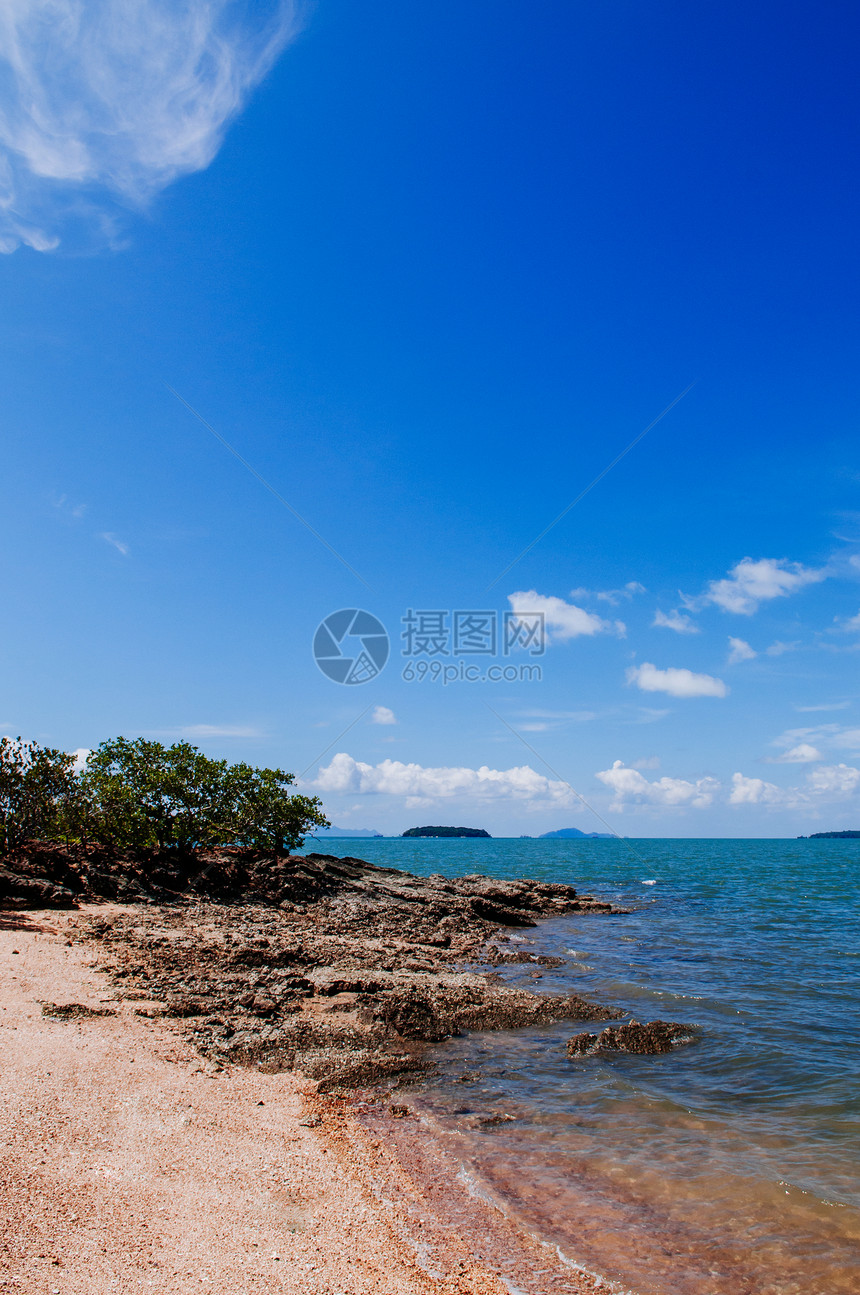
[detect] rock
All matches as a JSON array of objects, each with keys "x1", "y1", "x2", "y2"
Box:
[
  {"x1": 251, "y1": 996, "x2": 278, "y2": 1017},
  {"x1": 0, "y1": 867, "x2": 77, "y2": 909},
  {"x1": 165, "y1": 997, "x2": 206, "y2": 1017},
  {"x1": 0, "y1": 843, "x2": 626, "y2": 917},
  {"x1": 567, "y1": 1019, "x2": 696, "y2": 1057},
  {"x1": 40, "y1": 1002, "x2": 117, "y2": 1020},
  {"x1": 43, "y1": 844, "x2": 626, "y2": 1088}
]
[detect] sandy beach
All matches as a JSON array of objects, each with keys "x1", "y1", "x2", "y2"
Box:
[{"x1": 0, "y1": 907, "x2": 611, "y2": 1295}]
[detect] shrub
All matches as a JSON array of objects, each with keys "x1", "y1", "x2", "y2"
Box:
[{"x1": 0, "y1": 735, "x2": 329, "y2": 855}]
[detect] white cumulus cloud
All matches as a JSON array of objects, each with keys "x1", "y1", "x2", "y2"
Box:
[
  {"x1": 0, "y1": 0, "x2": 300, "y2": 252},
  {"x1": 806, "y1": 763, "x2": 860, "y2": 797},
  {"x1": 686, "y1": 557, "x2": 827, "y2": 616},
  {"x1": 652, "y1": 609, "x2": 699, "y2": 634},
  {"x1": 730, "y1": 762, "x2": 860, "y2": 809},
  {"x1": 626, "y1": 662, "x2": 727, "y2": 699},
  {"x1": 507, "y1": 591, "x2": 624, "y2": 641},
  {"x1": 596, "y1": 760, "x2": 719, "y2": 809},
  {"x1": 728, "y1": 773, "x2": 791, "y2": 806},
  {"x1": 313, "y1": 753, "x2": 575, "y2": 808},
  {"x1": 371, "y1": 705, "x2": 396, "y2": 726}
]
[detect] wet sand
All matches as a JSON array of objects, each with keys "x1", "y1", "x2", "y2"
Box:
[{"x1": 0, "y1": 908, "x2": 613, "y2": 1294}]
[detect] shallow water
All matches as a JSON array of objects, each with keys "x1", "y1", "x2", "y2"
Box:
[{"x1": 316, "y1": 837, "x2": 860, "y2": 1293}]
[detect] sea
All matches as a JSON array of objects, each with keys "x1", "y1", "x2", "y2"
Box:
[{"x1": 315, "y1": 836, "x2": 860, "y2": 1295}]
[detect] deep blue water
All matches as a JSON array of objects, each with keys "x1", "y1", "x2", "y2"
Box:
[{"x1": 313, "y1": 837, "x2": 860, "y2": 1294}]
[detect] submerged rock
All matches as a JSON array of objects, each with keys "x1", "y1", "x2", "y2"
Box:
[{"x1": 566, "y1": 1019, "x2": 696, "y2": 1057}]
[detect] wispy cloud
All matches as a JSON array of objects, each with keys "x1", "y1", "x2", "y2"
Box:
[
  {"x1": 626, "y1": 662, "x2": 728, "y2": 699},
  {"x1": 836, "y1": 609, "x2": 860, "y2": 632},
  {"x1": 145, "y1": 723, "x2": 264, "y2": 739},
  {"x1": 727, "y1": 636, "x2": 756, "y2": 665},
  {"x1": 770, "y1": 723, "x2": 860, "y2": 758},
  {"x1": 794, "y1": 700, "x2": 851, "y2": 712},
  {"x1": 652, "y1": 608, "x2": 699, "y2": 634},
  {"x1": 766, "y1": 640, "x2": 800, "y2": 657},
  {"x1": 570, "y1": 581, "x2": 646, "y2": 606},
  {"x1": 0, "y1": 1, "x2": 301, "y2": 252},
  {"x1": 100, "y1": 531, "x2": 128, "y2": 555},
  {"x1": 52, "y1": 492, "x2": 86, "y2": 519},
  {"x1": 766, "y1": 743, "x2": 822, "y2": 764},
  {"x1": 516, "y1": 709, "x2": 597, "y2": 722},
  {"x1": 632, "y1": 706, "x2": 671, "y2": 723}
]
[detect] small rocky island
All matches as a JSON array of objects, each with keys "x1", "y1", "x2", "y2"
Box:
[{"x1": 402, "y1": 826, "x2": 491, "y2": 838}]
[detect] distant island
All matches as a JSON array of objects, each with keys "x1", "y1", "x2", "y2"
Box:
[
  {"x1": 540, "y1": 827, "x2": 615, "y2": 840},
  {"x1": 798, "y1": 830, "x2": 860, "y2": 840},
  {"x1": 402, "y1": 826, "x2": 491, "y2": 839}
]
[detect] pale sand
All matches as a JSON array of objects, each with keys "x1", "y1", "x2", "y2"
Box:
[{"x1": 0, "y1": 908, "x2": 608, "y2": 1295}]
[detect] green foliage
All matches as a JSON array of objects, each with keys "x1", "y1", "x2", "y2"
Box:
[
  {"x1": 0, "y1": 737, "x2": 79, "y2": 853},
  {"x1": 0, "y1": 735, "x2": 328, "y2": 855},
  {"x1": 81, "y1": 738, "x2": 232, "y2": 851},
  {"x1": 220, "y1": 760, "x2": 329, "y2": 853}
]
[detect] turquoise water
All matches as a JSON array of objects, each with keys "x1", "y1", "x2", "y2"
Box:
[{"x1": 315, "y1": 837, "x2": 860, "y2": 1294}]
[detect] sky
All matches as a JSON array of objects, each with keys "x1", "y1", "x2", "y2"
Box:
[{"x1": 2, "y1": 0, "x2": 860, "y2": 837}]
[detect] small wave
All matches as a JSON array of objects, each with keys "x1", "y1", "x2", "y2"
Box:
[{"x1": 641, "y1": 879, "x2": 657, "y2": 886}]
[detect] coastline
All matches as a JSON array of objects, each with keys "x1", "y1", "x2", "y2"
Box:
[
  {"x1": 1, "y1": 846, "x2": 623, "y2": 1090},
  {"x1": 0, "y1": 906, "x2": 618, "y2": 1293}
]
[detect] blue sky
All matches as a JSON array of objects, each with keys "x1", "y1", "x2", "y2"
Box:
[{"x1": 2, "y1": 0, "x2": 859, "y2": 836}]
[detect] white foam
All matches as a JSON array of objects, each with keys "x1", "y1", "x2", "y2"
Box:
[{"x1": 641, "y1": 879, "x2": 657, "y2": 885}]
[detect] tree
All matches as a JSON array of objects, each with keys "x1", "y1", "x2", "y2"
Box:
[
  {"x1": 223, "y1": 761, "x2": 329, "y2": 853},
  {"x1": 0, "y1": 737, "x2": 79, "y2": 853},
  {"x1": 79, "y1": 737, "x2": 328, "y2": 853}
]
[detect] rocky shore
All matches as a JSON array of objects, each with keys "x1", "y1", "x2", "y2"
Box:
[{"x1": 2, "y1": 845, "x2": 624, "y2": 1088}]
